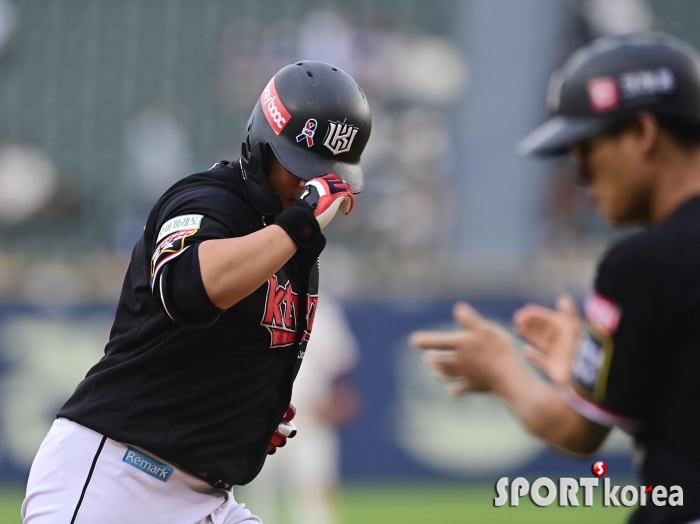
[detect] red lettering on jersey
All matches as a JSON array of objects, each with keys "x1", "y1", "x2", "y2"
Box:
[
  {"x1": 283, "y1": 285, "x2": 297, "y2": 329},
  {"x1": 261, "y1": 275, "x2": 298, "y2": 348},
  {"x1": 262, "y1": 279, "x2": 288, "y2": 328},
  {"x1": 261, "y1": 275, "x2": 319, "y2": 348},
  {"x1": 302, "y1": 295, "x2": 319, "y2": 343}
]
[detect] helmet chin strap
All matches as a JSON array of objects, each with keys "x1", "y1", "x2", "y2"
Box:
[{"x1": 240, "y1": 141, "x2": 283, "y2": 220}]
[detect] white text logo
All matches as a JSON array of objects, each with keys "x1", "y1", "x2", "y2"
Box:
[
  {"x1": 494, "y1": 476, "x2": 683, "y2": 508},
  {"x1": 619, "y1": 68, "x2": 676, "y2": 100},
  {"x1": 260, "y1": 78, "x2": 291, "y2": 134}
]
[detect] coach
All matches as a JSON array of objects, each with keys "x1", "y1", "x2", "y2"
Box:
[{"x1": 412, "y1": 33, "x2": 700, "y2": 524}]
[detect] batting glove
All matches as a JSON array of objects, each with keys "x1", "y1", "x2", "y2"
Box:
[
  {"x1": 299, "y1": 174, "x2": 355, "y2": 229},
  {"x1": 267, "y1": 403, "x2": 297, "y2": 455}
]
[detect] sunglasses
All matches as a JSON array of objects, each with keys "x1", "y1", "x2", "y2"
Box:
[
  {"x1": 569, "y1": 118, "x2": 636, "y2": 184},
  {"x1": 575, "y1": 118, "x2": 636, "y2": 157}
]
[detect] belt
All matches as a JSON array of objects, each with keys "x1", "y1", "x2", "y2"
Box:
[
  {"x1": 210, "y1": 479, "x2": 234, "y2": 490},
  {"x1": 185, "y1": 468, "x2": 233, "y2": 491}
]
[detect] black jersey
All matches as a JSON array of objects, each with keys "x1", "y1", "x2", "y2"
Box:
[
  {"x1": 566, "y1": 196, "x2": 700, "y2": 523},
  {"x1": 58, "y1": 161, "x2": 322, "y2": 486}
]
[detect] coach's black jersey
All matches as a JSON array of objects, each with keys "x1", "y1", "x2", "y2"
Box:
[
  {"x1": 58, "y1": 161, "x2": 322, "y2": 486},
  {"x1": 567, "y1": 196, "x2": 700, "y2": 523}
]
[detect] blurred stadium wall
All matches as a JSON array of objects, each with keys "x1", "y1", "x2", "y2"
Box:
[{"x1": 0, "y1": 0, "x2": 696, "y2": 484}]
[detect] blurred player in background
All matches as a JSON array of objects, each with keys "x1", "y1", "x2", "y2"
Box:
[
  {"x1": 412, "y1": 33, "x2": 700, "y2": 524},
  {"x1": 21, "y1": 61, "x2": 371, "y2": 524},
  {"x1": 239, "y1": 292, "x2": 360, "y2": 524}
]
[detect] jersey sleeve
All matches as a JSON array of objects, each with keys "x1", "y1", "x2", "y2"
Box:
[
  {"x1": 148, "y1": 186, "x2": 242, "y2": 327},
  {"x1": 564, "y1": 235, "x2": 669, "y2": 430}
]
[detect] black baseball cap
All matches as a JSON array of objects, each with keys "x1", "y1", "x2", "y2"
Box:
[{"x1": 518, "y1": 33, "x2": 700, "y2": 157}]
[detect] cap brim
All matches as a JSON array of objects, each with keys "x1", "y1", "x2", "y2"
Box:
[
  {"x1": 270, "y1": 140, "x2": 365, "y2": 194},
  {"x1": 517, "y1": 116, "x2": 614, "y2": 157}
]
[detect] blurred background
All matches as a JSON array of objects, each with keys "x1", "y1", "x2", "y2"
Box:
[{"x1": 0, "y1": 0, "x2": 697, "y2": 523}]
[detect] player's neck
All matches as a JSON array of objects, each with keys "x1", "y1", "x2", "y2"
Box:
[{"x1": 649, "y1": 147, "x2": 700, "y2": 223}]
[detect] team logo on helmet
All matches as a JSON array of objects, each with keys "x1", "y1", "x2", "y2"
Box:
[
  {"x1": 261, "y1": 77, "x2": 292, "y2": 134},
  {"x1": 323, "y1": 120, "x2": 359, "y2": 155},
  {"x1": 296, "y1": 119, "x2": 318, "y2": 147}
]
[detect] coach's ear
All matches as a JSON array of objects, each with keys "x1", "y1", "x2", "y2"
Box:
[{"x1": 634, "y1": 112, "x2": 662, "y2": 159}]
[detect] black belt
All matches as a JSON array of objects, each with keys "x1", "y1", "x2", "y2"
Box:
[
  {"x1": 192, "y1": 471, "x2": 233, "y2": 491},
  {"x1": 178, "y1": 465, "x2": 233, "y2": 491},
  {"x1": 209, "y1": 478, "x2": 234, "y2": 491}
]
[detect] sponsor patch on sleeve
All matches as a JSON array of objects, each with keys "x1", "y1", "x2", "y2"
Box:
[
  {"x1": 571, "y1": 328, "x2": 614, "y2": 401},
  {"x1": 584, "y1": 292, "x2": 621, "y2": 335},
  {"x1": 156, "y1": 214, "x2": 203, "y2": 242},
  {"x1": 151, "y1": 229, "x2": 196, "y2": 278}
]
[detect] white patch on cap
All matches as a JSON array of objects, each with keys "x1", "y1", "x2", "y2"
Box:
[{"x1": 619, "y1": 67, "x2": 676, "y2": 100}]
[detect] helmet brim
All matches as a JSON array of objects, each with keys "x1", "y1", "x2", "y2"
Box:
[
  {"x1": 269, "y1": 139, "x2": 365, "y2": 194},
  {"x1": 517, "y1": 116, "x2": 616, "y2": 157}
]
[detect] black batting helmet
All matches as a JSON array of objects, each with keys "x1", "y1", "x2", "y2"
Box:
[
  {"x1": 518, "y1": 33, "x2": 700, "y2": 156},
  {"x1": 242, "y1": 61, "x2": 371, "y2": 197}
]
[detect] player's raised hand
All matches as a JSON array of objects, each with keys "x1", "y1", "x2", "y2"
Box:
[
  {"x1": 513, "y1": 294, "x2": 581, "y2": 386},
  {"x1": 267, "y1": 403, "x2": 297, "y2": 455},
  {"x1": 410, "y1": 302, "x2": 517, "y2": 396},
  {"x1": 299, "y1": 174, "x2": 354, "y2": 229}
]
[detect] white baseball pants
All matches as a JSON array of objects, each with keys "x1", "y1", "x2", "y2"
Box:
[{"x1": 22, "y1": 418, "x2": 262, "y2": 524}]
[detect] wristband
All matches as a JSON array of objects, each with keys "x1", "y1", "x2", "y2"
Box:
[{"x1": 274, "y1": 199, "x2": 321, "y2": 248}]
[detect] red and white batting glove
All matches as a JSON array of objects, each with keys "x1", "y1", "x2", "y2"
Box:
[
  {"x1": 267, "y1": 403, "x2": 297, "y2": 455},
  {"x1": 299, "y1": 174, "x2": 354, "y2": 229}
]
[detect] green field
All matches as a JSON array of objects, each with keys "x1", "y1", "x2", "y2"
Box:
[
  {"x1": 1, "y1": 483, "x2": 634, "y2": 524},
  {"x1": 0, "y1": 487, "x2": 22, "y2": 524},
  {"x1": 342, "y1": 483, "x2": 633, "y2": 524}
]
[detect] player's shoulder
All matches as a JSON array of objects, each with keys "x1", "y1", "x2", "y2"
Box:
[
  {"x1": 145, "y1": 160, "x2": 258, "y2": 241},
  {"x1": 599, "y1": 230, "x2": 661, "y2": 274},
  {"x1": 598, "y1": 197, "x2": 700, "y2": 280},
  {"x1": 157, "y1": 162, "x2": 253, "y2": 216},
  {"x1": 159, "y1": 164, "x2": 240, "y2": 207}
]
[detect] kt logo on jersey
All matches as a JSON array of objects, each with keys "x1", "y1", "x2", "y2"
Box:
[{"x1": 261, "y1": 275, "x2": 318, "y2": 348}]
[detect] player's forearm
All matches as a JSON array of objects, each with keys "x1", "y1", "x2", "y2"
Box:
[
  {"x1": 199, "y1": 225, "x2": 297, "y2": 309},
  {"x1": 493, "y1": 356, "x2": 607, "y2": 454}
]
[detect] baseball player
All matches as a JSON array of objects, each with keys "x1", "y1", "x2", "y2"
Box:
[
  {"x1": 412, "y1": 33, "x2": 700, "y2": 524},
  {"x1": 21, "y1": 60, "x2": 371, "y2": 524}
]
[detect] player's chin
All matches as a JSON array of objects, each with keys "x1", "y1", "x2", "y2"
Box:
[{"x1": 600, "y1": 201, "x2": 645, "y2": 226}]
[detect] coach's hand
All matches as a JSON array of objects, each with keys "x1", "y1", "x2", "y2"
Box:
[
  {"x1": 410, "y1": 302, "x2": 516, "y2": 396},
  {"x1": 299, "y1": 174, "x2": 354, "y2": 229},
  {"x1": 267, "y1": 403, "x2": 297, "y2": 455},
  {"x1": 513, "y1": 294, "x2": 581, "y2": 386}
]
